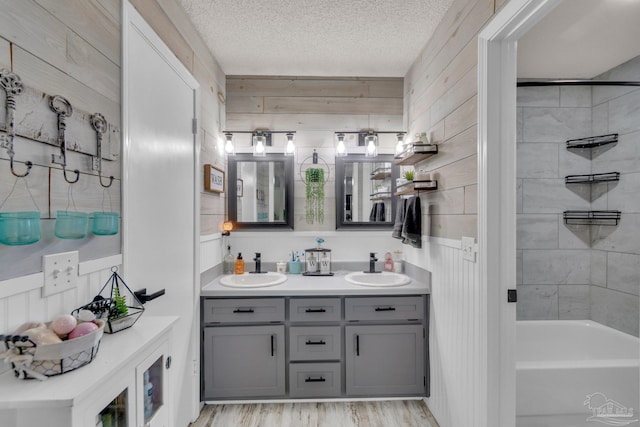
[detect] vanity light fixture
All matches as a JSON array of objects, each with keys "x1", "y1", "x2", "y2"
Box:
[
  {"x1": 364, "y1": 133, "x2": 378, "y2": 157},
  {"x1": 335, "y1": 133, "x2": 347, "y2": 157},
  {"x1": 284, "y1": 132, "x2": 296, "y2": 156},
  {"x1": 224, "y1": 132, "x2": 235, "y2": 156},
  {"x1": 395, "y1": 132, "x2": 406, "y2": 156}
]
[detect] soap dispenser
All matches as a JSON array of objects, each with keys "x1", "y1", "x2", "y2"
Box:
[
  {"x1": 234, "y1": 253, "x2": 245, "y2": 274},
  {"x1": 223, "y1": 245, "x2": 235, "y2": 274}
]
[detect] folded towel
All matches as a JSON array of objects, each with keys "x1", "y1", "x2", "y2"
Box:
[
  {"x1": 392, "y1": 198, "x2": 407, "y2": 239},
  {"x1": 402, "y1": 196, "x2": 422, "y2": 248},
  {"x1": 375, "y1": 202, "x2": 386, "y2": 222}
]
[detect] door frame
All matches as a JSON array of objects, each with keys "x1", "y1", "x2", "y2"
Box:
[
  {"x1": 477, "y1": 0, "x2": 558, "y2": 424},
  {"x1": 122, "y1": 1, "x2": 201, "y2": 423}
]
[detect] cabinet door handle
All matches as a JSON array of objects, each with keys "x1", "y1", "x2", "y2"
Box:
[
  {"x1": 374, "y1": 306, "x2": 396, "y2": 312},
  {"x1": 271, "y1": 334, "x2": 275, "y2": 356},
  {"x1": 356, "y1": 335, "x2": 360, "y2": 356},
  {"x1": 305, "y1": 340, "x2": 326, "y2": 345},
  {"x1": 305, "y1": 308, "x2": 326, "y2": 313},
  {"x1": 305, "y1": 376, "x2": 326, "y2": 382},
  {"x1": 233, "y1": 308, "x2": 254, "y2": 313}
]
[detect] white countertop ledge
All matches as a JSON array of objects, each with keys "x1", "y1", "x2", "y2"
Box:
[{"x1": 201, "y1": 270, "x2": 430, "y2": 297}]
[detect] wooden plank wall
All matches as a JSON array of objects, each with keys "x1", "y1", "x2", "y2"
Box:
[
  {"x1": 226, "y1": 76, "x2": 404, "y2": 231},
  {"x1": 404, "y1": 0, "x2": 507, "y2": 241},
  {"x1": 0, "y1": 0, "x2": 122, "y2": 282},
  {"x1": 403, "y1": 0, "x2": 508, "y2": 426},
  {"x1": 129, "y1": 0, "x2": 227, "y2": 236}
]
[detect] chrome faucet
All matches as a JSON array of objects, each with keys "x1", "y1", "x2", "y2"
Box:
[
  {"x1": 367, "y1": 252, "x2": 380, "y2": 273},
  {"x1": 251, "y1": 252, "x2": 265, "y2": 274}
]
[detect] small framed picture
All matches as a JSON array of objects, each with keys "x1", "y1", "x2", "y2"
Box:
[
  {"x1": 236, "y1": 179, "x2": 243, "y2": 197},
  {"x1": 204, "y1": 164, "x2": 224, "y2": 193}
]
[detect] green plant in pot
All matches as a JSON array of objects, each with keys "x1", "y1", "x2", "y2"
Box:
[
  {"x1": 305, "y1": 168, "x2": 325, "y2": 224},
  {"x1": 403, "y1": 170, "x2": 415, "y2": 182}
]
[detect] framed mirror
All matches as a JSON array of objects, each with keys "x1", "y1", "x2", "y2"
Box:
[
  {"x1": 227, "y1": 154, "x2": 294, "y2": 229},
  {"x1": 335, "y1": 154, "x2": 398, "y2": 229}
]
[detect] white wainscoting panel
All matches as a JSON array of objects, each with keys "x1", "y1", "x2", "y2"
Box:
[
  {"x1": 0, "y1": 256, "x2": 121, "y2": 335},
  {"x1": 405, "y1": 236, "x2": 480, "y2": 427}
]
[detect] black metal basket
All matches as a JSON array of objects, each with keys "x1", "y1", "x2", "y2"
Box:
[{"x1": 72, "y1": 267, "x2": 145, "y2": 334}]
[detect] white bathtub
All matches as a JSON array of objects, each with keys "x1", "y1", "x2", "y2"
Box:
[{"x1": 516, "y1": 320, "x2": 639, "y2": 427}]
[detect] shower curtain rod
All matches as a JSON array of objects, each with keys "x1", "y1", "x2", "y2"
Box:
[{"x1": 517, "y1": 80, "x2": 640, "y2": 87}]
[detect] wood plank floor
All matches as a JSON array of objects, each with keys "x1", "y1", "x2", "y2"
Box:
[{"x1": 189, "y1": 400, "x2": 439, "y2": 427}]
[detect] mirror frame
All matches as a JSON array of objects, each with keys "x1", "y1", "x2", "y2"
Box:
[
  {"x1": 227, "y1": 153, "x2": 295, "y2": 230},
  {"x1": 335, "y1": 154, "x2": 398, "y2": 230}
]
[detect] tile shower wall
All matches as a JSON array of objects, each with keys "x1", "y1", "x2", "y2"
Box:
[{"x1": 517, "y1": 56, "x2": 640, "y2": 336}]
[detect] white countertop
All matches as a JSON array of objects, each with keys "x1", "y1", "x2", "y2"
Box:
[
  {"x1": 201, "y1": 270, "x2": 430, "y2": 297},
  {"x1": 0, "y1": 316, "x2": 178, "y2": 409}
]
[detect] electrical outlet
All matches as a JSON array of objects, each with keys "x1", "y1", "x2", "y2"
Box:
[
  {"x1": 461, "y1": 237, "x2": 476, "y2": 262},
  {"x1": 43, "y1": 251, "x2": 79, "y2": 297}
]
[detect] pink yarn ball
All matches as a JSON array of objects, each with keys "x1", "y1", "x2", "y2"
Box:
[
  {"x1": 51, "y1": 314, "x2": 78, "y2": 336},
  {"x1": 68, "y1": 321, "x2": 98, "y2": 340}
]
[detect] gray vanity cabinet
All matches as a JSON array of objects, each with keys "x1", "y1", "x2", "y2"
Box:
[
  {"x1": 203, "y1": 325, "x2": 285, "y2": 399},
  {"x1": 345, "y1": 324, "x2": 425, "y2": 396},
  {"x1": 201, "y1": 294, "x2": 428, "y2": 400}
]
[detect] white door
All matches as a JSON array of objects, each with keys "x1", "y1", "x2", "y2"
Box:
[{"x1": 123, "y1": 3, "x2": 199, "y2": 426}]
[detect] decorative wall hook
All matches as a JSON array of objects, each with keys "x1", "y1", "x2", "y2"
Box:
[
  {"x1": 90, "y1": 113, "x2": 114, "y2": 188},
  {"x1": 0, "y1": 69, "x2": 32, "y2": 177},
  {"x1": 49, "y1": 95, "x2": 80, "y2": 184}
]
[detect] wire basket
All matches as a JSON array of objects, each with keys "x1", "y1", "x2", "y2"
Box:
[
  {"x1": 72, "y1": 267, "x2": 145, "y2": 334},
  {"x1": 0, "y1": 319, "x2": 105, "y2": 380}
]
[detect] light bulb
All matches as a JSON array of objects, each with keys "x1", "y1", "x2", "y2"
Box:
[
  {"x1": 365, "y1": 134, "x2": 377, "y2": 157},
  {"x1": 395, "y1": 133, "x2": 406, "y2": 155},
  {"x1": 284, "y1": 133, "x2": 295, "y2": 155},
  {"x1": 253, "y1": 135, "x2": 266, "y2": 156},
  {"x1": 335, "y1": 133, "x2": 347, "y2": 156},
  {"x1": 224, "y1": 133, "x2": 235, "y2": 155}
]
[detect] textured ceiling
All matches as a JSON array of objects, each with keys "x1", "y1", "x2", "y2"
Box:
[{"x1": 177, "y1": 0, "x2": 453, "y2": 77}]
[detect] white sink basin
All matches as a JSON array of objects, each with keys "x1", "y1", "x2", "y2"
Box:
[
  {"x1": 344, "y1": 271, "x2": 411, "y2": 287},
  {"x1": 219, "y1": 272, "x2": 287, "y2": 288}
]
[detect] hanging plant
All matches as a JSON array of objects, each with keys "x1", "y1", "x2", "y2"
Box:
[{"x1": 305, "y1": 168, "x2": 325, "y2": 224}]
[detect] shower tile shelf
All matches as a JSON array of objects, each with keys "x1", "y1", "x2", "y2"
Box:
[
  {"x1": 563, "y1": 210, "x2": 621, "y2": 226},
  {"x1": 565, "y1": 172, "x2": 620, "y2": 184},
  {"x1": 394, "y1": 144, "x2": 438, "y2": 166},
  {"x1": 566, "y1": 133, "x2": 618, "y2": 149},
  {"x1": 395, "y1": 180, "x2": 438, "y2": 196}
]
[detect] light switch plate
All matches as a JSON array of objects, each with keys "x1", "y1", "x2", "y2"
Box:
[
  {"x1": 461, "y1": 236, "x2": 476, "y2": 262},
  {"x1": 43, "y1": 251, "x2": 79, "y2": 297}
]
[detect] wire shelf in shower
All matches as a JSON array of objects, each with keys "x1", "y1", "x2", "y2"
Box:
[
  {"x1": 563, "y1": 210, "x2": 621, "y2": 226},
  {"x1": 565, "y1": 172, "x2": 620, "y2": 184},
  {"x1": 566, "y1": 133, "x2": 618, "y2": 149}
]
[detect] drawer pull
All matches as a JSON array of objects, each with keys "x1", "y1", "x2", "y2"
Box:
[
  {"x1": 374, "y1": 306, "x2": 396, "y2": 312},
  {"x1": 356, "y1": 335, "x2": 360, "y2": 356},
  {"x1": 305, "y1": 340, "x2": 326, "y2": 346},
  {"x1": 233, "y1": 308, "x2": 255, "y2": 313},
  {"x1": 305, "y1": 376, "x2": 326, "y2": 383},
  {"x1": 305, "y1": 308, "x2": 326, "y2": 313}
]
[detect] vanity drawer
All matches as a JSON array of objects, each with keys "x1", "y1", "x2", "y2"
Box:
[
  {"x1": 289, "y1": 326, "x2": 341, "y2": 361},
  {"x1": 203, "y1": 298, "x2": 285, "y2": 323},
  {"x1": 289, "y1": 362, "x2": 341, "y2": 398},
  {"x1": 289, "y1": 298, "x2": 341, "y2": 322},
  {"x1": 345, "y1": 296, "x2": 424, "y2": 321}
]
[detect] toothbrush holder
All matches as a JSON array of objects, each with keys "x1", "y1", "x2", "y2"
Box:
[{"x1": 288, "y1": 260, "x2": 302, "y2": 274}]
